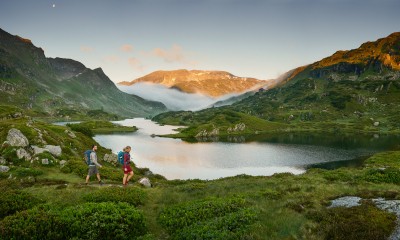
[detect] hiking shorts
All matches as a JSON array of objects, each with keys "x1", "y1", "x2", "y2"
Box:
[
  {"x1": 88, "y1": 165, "x2": 99, "y2": 176},
  {"x1": 123, "y1": 165, "x2": 132, "y2": 174}
]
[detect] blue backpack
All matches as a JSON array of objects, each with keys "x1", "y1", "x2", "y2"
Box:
[
  {"x1": 117, "y1": 151, "x2": 125, "y2": 165},
  {"x1": 84, "y1": 150, "x2": 92, "y2": 165}
]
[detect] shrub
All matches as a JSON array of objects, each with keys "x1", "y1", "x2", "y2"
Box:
[
  {"x1": 0, "y1": 190, "x2": 42, "y2": 219},
  {"x1": 0, "y1": 206, "x2": 63, "y2": 239},
  {"x1": 318, "y1": 204, "x2": 396, "y2": 239},
  {"x1": 83, "y1": 187, "x2": 146, "y2": 206},
  {"x1": 174, "y1": 208, "x2": 257, "y2": 240},
  {"x1": 159, "y1": 197, "x2": 247, "y2": 234},
  {"x1": 363, "y1": 168, "x2": 400, "y2": 184},
  {"x1": 13, "y1": 168, "x2": 44, "y2": 178},
  {"x1": 59, "y1": 202, "x2": 147, "y2": 239},
  {"x1": 0, "y1": 202, "x2": 147, "y2": 240}
]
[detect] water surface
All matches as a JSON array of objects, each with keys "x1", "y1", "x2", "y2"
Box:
[{"x1": 92, "y1": 118, "x2": 400, "y2": 180}]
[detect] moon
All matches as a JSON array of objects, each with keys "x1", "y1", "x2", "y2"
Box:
[{"x1": 53, "y1": 4, "x2": 55, "y2": 8}]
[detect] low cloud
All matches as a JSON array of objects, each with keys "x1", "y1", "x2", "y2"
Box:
[
  {"x1": 118, "y1": 83, "x2": 238, "y2": 111},
  {"x1": 128, "y1": 57, "x2": 145, "y2": 72},
  {"x1": 120, "y1": 44, "x2": 134, "y2": 52},
  {"x1": 80, "y1": 45, "x2": 94, "y2": 53}
]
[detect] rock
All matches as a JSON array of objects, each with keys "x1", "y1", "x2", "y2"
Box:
[
  {"x1": 0, "y1": 165, "x2": 10, "y2": 173},
  {"x1": 64, "y1": 130, "x2": 76, "y2": 138},
  {"x1": 209, "y1": 128, "x2": 219, "y2": 136},
  {"x1": 16, "y1": 148, "x2": 31, "y2": 160},
  {"x1": 196, "y1": 129, "x2": 208, "y2": 138},
  {"x1": 32, "y1": 145, "x2": 49, "y2": 155},
  {"x1": 144, "y1": 170, "x2": 153, "y2": 176},
  {"x1": 44, "y1": 145, "x2": 62, "y2": 157},
  {"x1": 41, "y1": 158, "x2": 49, "y2": 165},
  {"x1": 329, "y1": 196, "x2": 362, "y2": 208},
  {"x1": 59, "y1": 160, "x2": 67, "y2": 167},
  {"x1": 103, "y1": 153, "x2": 118, "y2": 165},
  {"x1": 7, "y1": 128, "x2": 29, "y2": 147},
  {"x1": 0, "y1": 157, "x2": 6, "y2": 165},
  {"x1": 139, "y1": 177, "x2": 151, "y2": 188},
  {"x1": 2, "y1": 141, "x2": 10, "y2": 148},
  {"x1": 373, "y1": 121, "x2": 380, "y2": 127}
]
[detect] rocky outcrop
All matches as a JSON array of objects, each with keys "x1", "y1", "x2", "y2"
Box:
[
  {"x1": 195, "y1": 128, "x2": 220, "y2": 138},
  {"x1": 44, "y1": 145, "x2": 62, "y2": 157},
  {"x1": 0, "y1": 165, "x2": 10, "y2": 173},
  {"x1": 16, "y1": 148, "x2": 31, "y2": 160},
  {"x1": 139, "y1": 177, "x2": 151, "y2": 188},
  {"x1": 227, "y1": 123, "x2": 246, "y2": 133},
  {"x1": 32, "y1": 145, "x2": 49, "y2": 155},
  {"x1": 7, "y1": 128, "x2": 29, "y2": 147},
  {"x1": 103, "y1": 153, "x2": 118, "y2": 165}
]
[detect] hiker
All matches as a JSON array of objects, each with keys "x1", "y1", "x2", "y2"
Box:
[
  {"x1": 122, "y1": 146, "x2": 134, "y2": 186},
  {"x1": 85, "y1": 145, "x2": 104, "y2": 185}
]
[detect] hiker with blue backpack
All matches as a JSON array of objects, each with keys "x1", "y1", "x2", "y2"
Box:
[
  {"x1": 119, "y1": 146, "x2": 133, "y2": 186},
  {"x1": 85, "y1": 145, "x2": 104, "y2": 185}
]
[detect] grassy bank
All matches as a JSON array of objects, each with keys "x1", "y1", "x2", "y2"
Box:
[{"x1": 67, "y1": 120, "x2": 137, "y2": 136}]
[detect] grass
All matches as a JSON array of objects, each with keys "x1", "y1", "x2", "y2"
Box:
[
  {"x1": 1, "y1": 148, "x2": 400, "y2": 239},
  {"x1": 67, "y1": 120, "x2": 138, "y2": 134}
]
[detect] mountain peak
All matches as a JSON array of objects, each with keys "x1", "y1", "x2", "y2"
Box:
[{"x1": 119, "y1": 69, "x2": 265, "y2": 97}]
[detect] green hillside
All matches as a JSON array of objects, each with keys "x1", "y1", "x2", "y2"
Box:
[
  {"x1": 153, "y1": 32, "x2": 400, "y2": 138},
  {"x1": 0, "y1": 28, "x2": 167, "y2": 119}
]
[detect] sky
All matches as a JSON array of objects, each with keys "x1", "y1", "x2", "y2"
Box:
[{"x1": 0, "y1": 0, "x2": 399, "y2": 83}]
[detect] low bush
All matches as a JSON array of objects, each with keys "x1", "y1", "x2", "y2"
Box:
[
  {"x1": 318, "y1": 203, "x2": 396, "y2": 239},
  {"x1": 59, "y1": 202, "x2": 147, "y2": 239},
  {"x1": 0, "y1": 190, "x2": 42, "y2": 219},
  {"x1": 0, "y1": 206, "x2": 63, "y2": 239},
  {"x1": 0, "y1": 202, "x2": 147, "y2": 240},
  {"x1": 174, "y1": 208, "x2": 257, "y2": 240},
  {"x1": 83, "y1": 187, "x2": 146, "y2": 206},
  {"x1": 13, "y1": 168, "x2": 44, "y2": 178},
  {"x1": 158, "y1": 197, "x2": 248, "y2": 234},
  {"x1": 363, "y1": 167, "x2": 400, "y2": 184}
]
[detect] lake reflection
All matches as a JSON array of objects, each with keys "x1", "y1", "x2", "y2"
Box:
[{"x1": 92, "y1": 118, "x2": 400, "y2": 180}]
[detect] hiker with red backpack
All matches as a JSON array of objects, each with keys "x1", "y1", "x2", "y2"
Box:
[
  {"x1": 85, "y1": 145, "x2": 104, "y2": 185},
  {"x1": 120, "y1": 146, "x2": 134, "y2": 186}
]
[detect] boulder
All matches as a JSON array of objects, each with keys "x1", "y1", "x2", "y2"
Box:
[
  {"x1": 103, "y1": 153, "x2": 118, "y2": 165},
  {"x1": 44, "y1": 145, "x2": 62, "y2": 157},
  {"x1": 7, "y1": 128, "x2": 29, "y2": 147},
  {"x1": 139, "y1": 177, "x2": 151, "y2": 188},
  {"x1": 32, "y1": 145, "x2": 49, "y2": 155},
  {"x1": 0, "y1": 165, "x2": 10, "y2": 173},
  {"x1": 41, "y1": 158, "x2": 49, "y2": 165},
  {"x1": 59, "y1": 160, "x2": 67, "y2": 167},
  {"x1": 16, "y1": 148, "x2": 31, "y2": 160},
  {"x1": 64, "y1": 130, "x2": 76, "y2": 138},
  {"x1": 0, "y1": 157, "x2": 6, "y2": 165},
  {"x1": 373, "y1": 121, "x2": 380, "y2": 127}
]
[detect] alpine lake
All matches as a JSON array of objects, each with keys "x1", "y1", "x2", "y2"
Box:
[{"x1": 56, "y1": 118, "x2": 395, "y2": 180}]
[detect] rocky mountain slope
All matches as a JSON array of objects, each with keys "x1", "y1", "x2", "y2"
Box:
[
  {"x1": 0, "y1": 28, "x2": 166, "y2": 118},
  {"x1": 119, "y1": 69, "x2": 268, "y2": 97}
]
